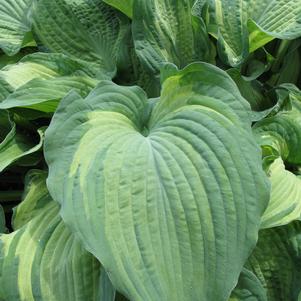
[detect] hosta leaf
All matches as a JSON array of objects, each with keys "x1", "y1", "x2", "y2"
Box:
[
  {"x1": 268, "y1": 40, "x2": 301, "y2": 87},
  {"x1": 253, "y1": 88, "x2": 301, "y2": 228},
  {"x1": 253, "y1": 111, "x2": 301, "y2": 165},
  {"x1": 115, "y1": 40, "x2": 162, "y2": 98},
  {"x1": 0, "y1": 0, "x2": 34, "y2": 55},
  {"x1": 32, "y1": 0, "x2": 130, "y2": 79},
  {"x1": 0, "y1": 54, "x2": 60, "y2": 92},
  {"x1": 231, "y1": 222, "x2": 301, "y2": 301},
  {"x1": 0, "y1": 60, "x2": 55, "y2": 93},
  {"x1": 17, "y1": 52, "x2": 99, "y2": 78},
  {"x1": 0, "y1": 77, "x2": 13, "y2": 102},
  {"x1": 229, "y1": 268, "x2": 267, "y2": 301},
  {"x1": 103, "y1": 0, "x2": 133, "y2": 18},
  {"x1": 12, "y1": 170, "x2": 51, "y2": 230},
  {"x1": 132, "y1": 0, "x2": 213, "y2": 81},
  {"x1": 193, "y1": 0, "x2": 301, "y2": 66},
  {"x1": 227, "y1": 68, "x2": 267, "y2": 113},
  {"x1": 0, "y1": 76, "x2": 98, "y2": 113},
  {"x1": 0, "y1": 112, "x2": 45, "y2": 172},
  {"x1": 0, "y1": 170, "x2": 114, "y2": 301},
  {"x1": 261, "y1": 158, "x2": 301, "y2": 228},
  {"x1": 0, "y1": 52, "x2": 96, "y2": 92},
  {"x1": 0, "y1": 52, "x2": 99, "y2": 113},
  {"x1": 228, "y1": 74, "x2": 297, "y2": 122},
  {"x1": 45, "y1": 63, "x2": 269, "y2": 301}
]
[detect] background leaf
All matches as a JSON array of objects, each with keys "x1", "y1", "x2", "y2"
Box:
[
  {"x1": 0, "y1": 76, "x2": 97, "y2": 113},
  {"x1": 0, "y1": 112, "x2": 44, "y2": 172},
  {"x1": 103, "y1": 0, "x2": 133, "y2": 18},
  {"x1": 261, "y1": 158, "x2": 301, "y2": 228},
  {"x1": 194, "y1": 0, "x2": 301, "y2": 66},
  {"x1": 132, "y1": 0, "x2": 214, "y2": 82},
  {"x1": 0, "y1": 170, "x2": 114, "y2": 301},
  {"x1": 0, "y1": 0, "x2": 34, "y2": 55},
  {"x1": 32, "y1": 0, "x2": 130, "y2": 79},
  {"x1": 231, "y1": 222, "x2": 301, "y2": 301}
]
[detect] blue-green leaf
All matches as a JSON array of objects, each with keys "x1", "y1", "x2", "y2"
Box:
[
  {"x1": 0, "y1": 112, "x2": 45, "y2": 172},
  {"x1": 231, "y1": 222, "x2": 301, "y2": 301},
  {"x1": 33, "y1": 0, "x2": 130, "y2": 79},
  {"x1": 0, "y1": 170, "x2": 114, "y2": 301},
  {"x1": 132, "y1": 0, "x2": 214, "y2": 81},
  {"x1": 103, "y1": 0, "x2": 133, "y2": 18},
  {"x1": 45, "y1": 63, "x2": 269, "y2": 301},
  {"x1": 0, "y1": 0, "x2": 34, "y2": 55},
  {"x1": 193, "y1": 0, "x2": 301, "y2": 66}
]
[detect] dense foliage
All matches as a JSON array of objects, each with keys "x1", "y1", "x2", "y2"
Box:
[{"x1": 0, "y1": 0, "x2": 301, "y2": 300}]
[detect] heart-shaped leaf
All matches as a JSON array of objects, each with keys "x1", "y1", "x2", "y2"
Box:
[{"x1": 45, "y1": 63, "x2": 269, "y2": 301}]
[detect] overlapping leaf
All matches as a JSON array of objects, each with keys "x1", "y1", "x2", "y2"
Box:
[
  {"x1": 230, "y1": 222, "x2": 301, "y2": 300},
  {"x1": 132, "y1": 0, "x2": 214, "y2": 81},
  {"x1": 0, "y1": 170, "x2": 114, "y2": 301},
  {"x1": 267, "y1": 40, "x2": 301, "y2": 87},
  {"x1": 229, "y1": 268, "x2": 267, "y2": 301},
  {"x1": 32, "y1": 0, "x2": 130, "y2": 78},
  {"x1": 45, "y1": 63, "x2": 269, "y2": 301},
  {"x1": 251, "y1": 86, "x2": 301, "y2": 228},
  {"x1": 0, "y1": 111, "x2": 44, "y2": 172},
  {"x1": 0, "y1": 76, "x2": 97, "y2": 113},
  {"x1": 0, "y1": 53, "x2": 98, "y2": 112},
  {"x1": 193, "y1": 0, "x2": 301, "y2": 66},
  {"x1": 0, "y1": 52, "x2": 84, "y2": 92},
  {"x1": 260, "y1": 158, "x2": 301, "y2": 228},
  {"x1": 0, "y1": 0, "x2": 34, "y2": 55},
  {"x1": 253, "y1": 110, "x2": 301, "y2": 165},
  {"x1": 103, "y1": 0, "x2": 133, "y2": 18}
]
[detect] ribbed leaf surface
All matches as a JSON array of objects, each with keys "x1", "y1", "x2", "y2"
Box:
[
  {"x1": 0, "y1": 76, "x2": 97, "y2": 112},
  {"x1": 103, "y1": 0, "x2": 133, "y2": 18},
  {"x1": 0, "y1": 112, "x2": 44, "y2": 172},
  {"x1": 253, "y1": 112, "x2": 301, "y2": 165},
  {"x1": 0, "y1": 0, "x2": 33, "y2": 55},
  {"x1": 193, "y1": 0, "x2": 301, "y2": 65},
  {"x1": 45, "y1": 63, "x2": 269, "y2": 301},
  {"x1": 0, "y1": 170, "x2": 113, "y2": 301},
  {"x1": 231, "y1": 222, "x2": 301, "y2": 301},
  {"x1": 0, "y1": 53, "x2": 99, "y2": 111},
  {"x1": 132, "y1": 0, "x2": 213, "y2": 80},
  {"x1": 32, "y1": 0, "x2": 130, "y2": 78},
  {"x1": 261, "y1": 158, "x2": 301, "y2": 228}
]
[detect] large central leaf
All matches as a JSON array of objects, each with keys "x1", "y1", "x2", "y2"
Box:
[{"x1": 45, "y1": 63, "x2": 269, "y2": 301}]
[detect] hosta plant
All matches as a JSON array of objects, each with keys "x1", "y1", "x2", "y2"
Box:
[{"x1": 0, "y1": 0, "x2": 301, "y2": 301}]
